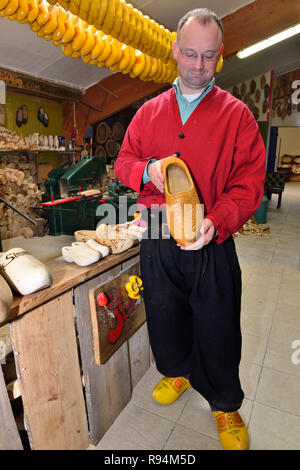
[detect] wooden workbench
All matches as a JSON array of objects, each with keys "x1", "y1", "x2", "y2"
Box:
[{"x1": 0, "y1": 245, "x2": 151, "y2": 450}]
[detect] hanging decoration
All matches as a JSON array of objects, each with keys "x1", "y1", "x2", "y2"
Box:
[
  {"x1": 0, "y1": 105, "x2": 6, "y2": 126},
  {"x1": 0, "y1": 0, "x2": 179, "y2": 84},
  {"x1": 16, "y1": 104, "x2": 28, "y2": 127},
  {"x1": 38, "y1": 106, "x2": 49, "y2": 126}
]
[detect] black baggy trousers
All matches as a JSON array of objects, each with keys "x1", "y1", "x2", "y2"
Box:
[{"x1": 140, "y1": 221, "x2": 244, "y2": 412}]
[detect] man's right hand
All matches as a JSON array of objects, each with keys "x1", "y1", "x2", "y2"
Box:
[{"x1": 147, "y1": 154, "x2": 179, "y2": 193}]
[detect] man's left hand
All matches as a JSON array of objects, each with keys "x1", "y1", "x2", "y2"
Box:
[{"x1": 178, "y1": 218, "x2": 216, "y2": 251}]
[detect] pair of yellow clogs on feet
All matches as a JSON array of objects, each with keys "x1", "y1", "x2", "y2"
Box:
[{"x1": 152, "y1": 376, "x2": 249, "y2": 451}]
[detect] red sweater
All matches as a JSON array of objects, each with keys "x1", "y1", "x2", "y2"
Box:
[{"x1": 114, "y1": 86, "x2": 266, "y2": 244}]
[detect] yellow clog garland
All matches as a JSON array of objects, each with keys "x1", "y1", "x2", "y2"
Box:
[
  {"x1": 52, "y1": 0, "x2": 173, "y2": 63},
  {"x1": 1, "y1": 0, "x2": 178, "y2": 84}
]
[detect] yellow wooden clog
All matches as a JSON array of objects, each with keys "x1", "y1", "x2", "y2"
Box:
[
  {"x1": 61, "y1": 12, "x2": 77, "y2": 44},
  {"x1": 52, "y1": 7, "x2": 68, "y2": 41},
  {"x1": 90, "y1": 31, "x2": 105, "y2": 60},
  {"x1": 16, "y1": 0, "x2": 28, "y2": 22},
  {"x1": 163, "y1": 157, "x2": 203, "y2": 246},
  {"x1": 212, "y1": 411, "x2": 249, "y2": 450},
  {"x1": 0, "y1": 0, "x2": 9, "y2": 11},
  {"x1": 152, "y1": 377, "x2": 191, "y2": 405},
  {"x1": 5, "y1": 0, "x2": 18, "y2": 16},
  {"x1": 80, "y1": 25, "x2": 96, "y2": 56},
  {"x1": 42, "y1": 4, "x2": 59, "y2": 35},
  {"x1": 36, "y1": 0, "x2": 50, "y2": 26},
  {"x1": 27, "y1": 0, "x2": 39, "y2": 23},
  {"x1": 125, "y1": 275, "x2": 143, "y2": 299}
]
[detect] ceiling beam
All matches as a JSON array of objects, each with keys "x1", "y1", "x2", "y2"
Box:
[
  {"x1": 222, "y1": 0, "x2": 300, "y2": 58},
  {"x1": 0, "y1": 67, "x2": 83, "y2": 102}
]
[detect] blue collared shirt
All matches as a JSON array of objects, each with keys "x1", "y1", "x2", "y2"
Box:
[
  {"x1": 172, "y1": 76, "x2": 215, "y2": 124},
  {"x1": 143, "y1": 77, "x2": 215, "y2": 183}
]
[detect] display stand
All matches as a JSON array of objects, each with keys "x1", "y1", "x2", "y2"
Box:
[{"x1": 0, "y1": 246, "x2": 151, "y2": 449}]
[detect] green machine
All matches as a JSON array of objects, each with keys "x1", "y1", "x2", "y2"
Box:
[
  {"x1": 59, "y1": 156, "x2": 107, "y2": 198},
  {"x1": 42, "y1": 155, "x2": 106, "y2": 202},
  {"x1": 42, "y1": 168, "x2": 66, "y2": 202},
  {"x1": 107, "y1": 177, "x2": 139, "y2": 210},
  {"x1": 40, "y1": 156, "x2": 139, "y2": 236}
]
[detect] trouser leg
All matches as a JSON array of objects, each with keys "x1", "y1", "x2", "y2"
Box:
[
  {"x1": 140, "y1": 236, "x2": 244, "y2": 412},
  {"x1": 140, "y1": 237, "x2": 195, "y2": 377},
  {"x1": 189, "y1": 238, "x2": 244, "y2": 412}
]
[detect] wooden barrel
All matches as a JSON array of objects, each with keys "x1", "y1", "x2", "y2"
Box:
[
  {"x1": 106, "y1": 139, "x2": 120, "y2": 158},
  {"x1": 112, "y1": 121, "x2": 125, "y2": 141},
  {"x1": 96, "y1": 121, "x2": 110, "y2": 144},
  {"x1": 95, "y1": 145, "x2": 107, "y2": 161}
]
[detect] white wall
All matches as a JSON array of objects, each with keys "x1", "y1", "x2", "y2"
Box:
[{"x1": 277, "y1": 128, "x2": 300, "y2": 160}]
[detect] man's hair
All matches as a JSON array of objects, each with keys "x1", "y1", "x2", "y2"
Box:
[{"x1": 177, "y1": 8, "x2": 224, "y2": 41}]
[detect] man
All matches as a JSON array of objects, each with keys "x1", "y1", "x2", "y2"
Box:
[{"x1": 115, "y1": 8, "x2": 265, "y2": 450}]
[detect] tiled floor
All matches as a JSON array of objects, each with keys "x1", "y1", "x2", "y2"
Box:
[{"x1": 94, "y1": 182, "x2": 300, "y2": 451}]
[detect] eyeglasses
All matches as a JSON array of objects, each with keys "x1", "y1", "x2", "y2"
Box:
[{"x1": 179, "y1": 47, "x2": 220, "y2": 63}]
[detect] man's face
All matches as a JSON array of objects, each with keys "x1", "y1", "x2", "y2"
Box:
[{"x1": 173, "y1": 17, "x2": 223, "y2": 94}]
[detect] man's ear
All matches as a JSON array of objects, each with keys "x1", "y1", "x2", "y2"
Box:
[{"x1": 172, "y1": 41, "x2": 179, "y2": 60}]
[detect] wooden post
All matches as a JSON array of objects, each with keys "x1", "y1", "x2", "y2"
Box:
[
  {"x1": 10, "y1": 291, "x2": 89, "y2": 450},
  {"x1": 0, "y1": 365, "x2": 23, "y2": 450}
]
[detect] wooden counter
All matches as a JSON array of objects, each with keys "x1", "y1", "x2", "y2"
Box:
[{"x1": 0, "y1": 245, "x2": 151, "y2": 450}]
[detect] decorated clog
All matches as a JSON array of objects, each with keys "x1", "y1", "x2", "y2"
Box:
[{"x1": 152, "y1": 376, "x2": 191, "y2": 405}]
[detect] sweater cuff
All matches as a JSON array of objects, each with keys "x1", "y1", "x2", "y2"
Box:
[
  {"x1": 205, "y1": 215, "x2": 224, "y2": 243},
  {"x1": 142, "y1": 158, "x2": 157, "y2": 184}
]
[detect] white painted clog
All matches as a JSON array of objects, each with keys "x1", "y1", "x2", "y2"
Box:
[
  {"x1": 0, "y1": 248, "x2": 52, "y2": 296},
  {"x1": 61, "y1": 242, "x2": 100, "y2": 266},
  {"x1": 85, "y1": 239, "x2": 110, "y2": 258}
]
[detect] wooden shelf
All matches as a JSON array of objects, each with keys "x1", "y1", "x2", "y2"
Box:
[{"x1": 0, "y1": 149, "x2": 81, "y2": 153}]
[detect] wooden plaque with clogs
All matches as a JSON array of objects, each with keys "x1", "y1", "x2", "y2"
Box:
[{"x1": 89, "y1": 264, "x2": 145, "y2": 364}]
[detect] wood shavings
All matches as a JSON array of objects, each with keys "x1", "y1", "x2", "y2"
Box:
[{"x1": 235, "y1": 216, "x2": 270, "y2": 237}]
